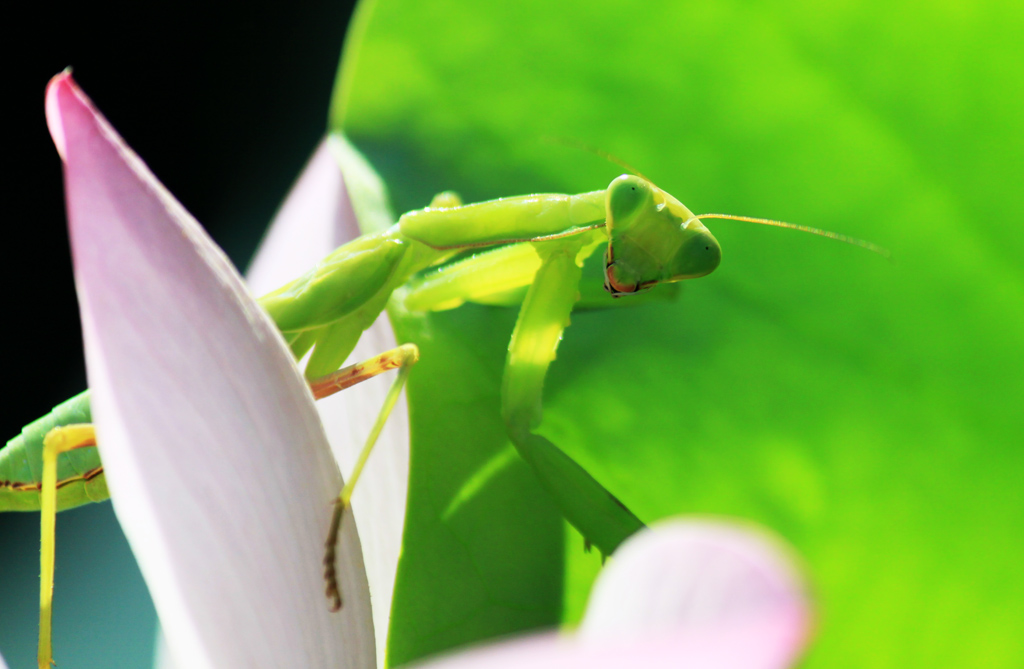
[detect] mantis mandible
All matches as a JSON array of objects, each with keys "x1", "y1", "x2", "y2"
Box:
[{"x1": 1, "y1": 143, "x2": 885, "y2": 667}]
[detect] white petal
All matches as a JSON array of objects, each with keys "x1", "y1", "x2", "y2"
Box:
[
  {"x1": 414, "y1": 519, "x2": 810, "y2": 669},
  {"x1": 247, "y1": 136, "x2": 409, "y2": 665},
  {"x1": 0, "y1": 647, "x2": 8, "y2": 669},
  {"x1": 48, "y1": 73, "x2": 374, "y2": 668}
]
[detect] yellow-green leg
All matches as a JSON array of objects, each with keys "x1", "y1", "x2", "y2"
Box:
[
  {"x1": 38, "y1": 424, "x2": 96, "y2": 669},
  {"x1": 501, "y1": 243, "x2": 645, "y2": 556},
  {"x1": 401, "y1": 229, "x2": 644, "y2": 555},
  {"x1": 34, "y1": 342, "x2": 418, "y2": 663},
  {"x1": 314, "y1": 344, "x2": 420, "y2": 611},
  {"x1": 309, "y1": 343, "x2": 419, "y2": 400}
]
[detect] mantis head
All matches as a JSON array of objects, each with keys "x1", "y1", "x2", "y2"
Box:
[
  {"x1": 601, "y1": 174, "x2": 890, "y2": 297},
  {"x1": 603, "y1": 175, "x2": 721, "y2": 296}
]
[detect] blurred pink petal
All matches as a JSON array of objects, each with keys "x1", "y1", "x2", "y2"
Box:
[
  {"x1": 247, "y1": 136, "x2": 409, "y2": 663},
  {"x1": 47, "y1": 72, "x2": 374, "y2": 668},
  {"x1": 415, "y1": 519, "x2": 810, "y2": 669}
]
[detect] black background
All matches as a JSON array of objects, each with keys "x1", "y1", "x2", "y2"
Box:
[
  {"x1": 2, "y1": 0, "x2": 356, "y2": 439},
  {"x1": 1, "y1": 1, "x2": 356, "y2": 665}
]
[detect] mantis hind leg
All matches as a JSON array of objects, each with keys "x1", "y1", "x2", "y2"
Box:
[
  {"x1": 313, "y1": 344, "x2": 420, "y2": 611},
  {"x1": 38, "y1": 424, "x2": 96, "y2": 669},
  {"x1": 501, "y1": 244, "x2": 644, "y2": 557}
]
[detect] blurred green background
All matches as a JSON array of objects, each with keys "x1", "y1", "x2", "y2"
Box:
[
  {"x1": 336, "y1": 0, "x2": 1024, "y2": 666},
  {"x1": 3, "y1": 0, "x2": 1022, "y2": 667}
]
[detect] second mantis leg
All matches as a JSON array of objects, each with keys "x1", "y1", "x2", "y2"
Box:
[{"x1": 311, "y1": 344, "x2": 420, "y2": 611}]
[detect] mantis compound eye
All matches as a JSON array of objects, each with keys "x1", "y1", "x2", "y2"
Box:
[
  {"x1": 667, "y1": 225, "x2": 721, "y2": 280},
  {"x1": 606, "y1": 174, "x2": 653, "y2": 224}
]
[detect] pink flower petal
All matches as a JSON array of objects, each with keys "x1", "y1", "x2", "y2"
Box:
[
  {"x1": 414, "y1": 519, "x2": 811, "y2": 669},
  {"x1": 47, "y1": 72, "x2": 374, "y2": 668},
  {"x1": 580, "y1": 519, "x2": 811, "y2": 667},
  {"x1": 581, "y1": 520, "x2": 809, "y2": 632},
  {"x1": 247, "y1": 136, "x2": 410, "y2": 663}
]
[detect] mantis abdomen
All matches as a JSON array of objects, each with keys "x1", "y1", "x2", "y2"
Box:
[{"x1": 0, "y1": 391, "x2": 104, "y2": 512}]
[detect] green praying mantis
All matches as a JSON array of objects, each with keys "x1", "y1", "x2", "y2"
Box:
[{"x1": 0, "y1": 146, "x2": 886, "y2": 667}]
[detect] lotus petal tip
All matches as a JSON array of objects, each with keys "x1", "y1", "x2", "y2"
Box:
[{"x1": 45, "y1": 68, "x2": 77, "y2": 160}]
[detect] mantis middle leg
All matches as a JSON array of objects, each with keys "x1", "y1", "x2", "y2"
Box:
[{"x1": 317, "y1": 343, "x2": 419, "y2": 611}]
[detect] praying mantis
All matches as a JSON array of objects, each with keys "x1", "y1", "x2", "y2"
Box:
[{"x1": 0, "y1": 137, "x2": 885, "y2": 668}]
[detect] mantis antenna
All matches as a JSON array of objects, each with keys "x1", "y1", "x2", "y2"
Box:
[
  {"x1": 685, "y1": 213, "x2": 891, "y2": 259},
  {"x1": 542, "y1": 136, "x2": 653, "y2": 183},
  {"x1": 545, "y1": 137, "x2": 888, "y2": 258}
]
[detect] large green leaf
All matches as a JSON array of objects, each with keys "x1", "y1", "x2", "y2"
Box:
[{"x1": 334, "y1": 0, "x2": 1024, "y2": 666}]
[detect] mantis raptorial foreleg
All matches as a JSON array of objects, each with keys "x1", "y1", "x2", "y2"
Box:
[
  {"x1": 501, "y1": 244, "x2": 645, "y2": 556},
  {"x1": 295, "y1": 282, "x2": 395, "y2": 381},
  {"x1": 304, "y1": 316, "x2": 370, "y2": 379},
  {"x1": 403, "y1": 242, "x2": 541, "y2": 312},
  {"x1": 401, "y1": 223, "x2": 646, "y2": 554},
  {"x1": 38, "y1": 424, "x2": 96, "y2": 669}
]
